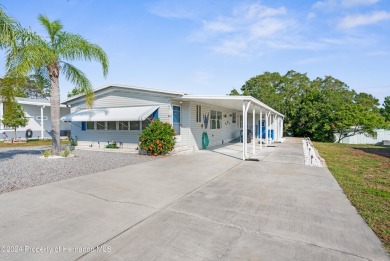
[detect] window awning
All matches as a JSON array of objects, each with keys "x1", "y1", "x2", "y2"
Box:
[{"x1": 61, "y1": 106, "x2": 159, "y2": 122}]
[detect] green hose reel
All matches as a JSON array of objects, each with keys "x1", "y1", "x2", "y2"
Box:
[{"x1": 202, "y1": 131, "x2": 209, "y2": 149}]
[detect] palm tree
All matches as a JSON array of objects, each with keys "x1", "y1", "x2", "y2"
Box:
[
  {"x1": 7, "y1": 15, "x2": 109, "y2": 155},
  {"x1": 0, "y1": 6, "x2": 19, "y2": 50}
]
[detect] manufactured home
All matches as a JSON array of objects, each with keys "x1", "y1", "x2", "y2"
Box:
[
  {"x1": 0, "y1": 97, "x2": 71, "y2": 140},
  {"x1": 61, "y1": 84, "x2": 284, "y2": 159},
  {"x1": 335, "y1": 129, "x2": 390, "y2": 145}
]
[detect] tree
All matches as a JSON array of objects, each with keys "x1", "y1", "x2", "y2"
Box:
[
  {"x1": 20, "y1": 74, "x2": 50, "y2": 99},
  {"x1": 334, "y1": 103, "x2": 385, "y2": 143},
  {"x1": 67, "y1": 86, "x2": 84, "y2": 98},
  {"x1": 7, "y1": 15, "x2": 109, "y2": 155},
  {"x1": 2, "y1": 101, "x2": 28, "y2": 140},
  {"x1": 0, "y1": 6, "x2": 19, "y2": 52},
  {"x1": 240, "y1": 71, "x2": 385, "y2": 142},
  {"x1": 381, "y1": 96, "x2": 390, "y2": 122},
  {"x1": 228, "y1": 88, "x2": 240, "y2": 96},
  {"x1": 1, "y1": 74, "x2": 50, "y2": 99}
]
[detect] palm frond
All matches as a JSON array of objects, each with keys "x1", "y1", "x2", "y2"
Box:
[
  {"x1": 5, "y1": 27, "x2": 54, "y2": 77},
  {"x1": 60, "y1": 62, "x2": 94, "y2": 107},
  {"x1": 0, "y1": 7, "x2": 21, "y2": 50},
  {"x1": 38, "y1": 14, "x2": 63, "y2": 44},
  {"x1": 58, "y1": 32, "x2": 109, "y2": 77}
]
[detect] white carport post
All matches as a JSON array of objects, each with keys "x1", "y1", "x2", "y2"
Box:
[
  {"x1": 40, "y1": 106, "x2": 45, "y2": 139},
  {"x1": 252, "y1": 106, "x2": 256, "y2": 155},
  {"x1": 274, "y1": 115, "x2": 278, "y2": 141},
  {"x1": 242, "y1": 100, "x2": 251, "y2": 160},
  {"x1": 242, "y1": 102, "x2": 246, "y2": 160},
  {"x1": 259, "y1": 109, "x2": 262, "y2": 150},
  {"x1": 265, "y1": 113, "x2": 268, "y2": 145},
  {"x1": 281, "y1": 117, "x2": 284, "y2": 138},
  {"x1": 273, "y1": 114, "x2": 277, "y2": 142}
]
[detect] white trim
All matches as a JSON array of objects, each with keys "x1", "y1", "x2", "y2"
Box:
[
  {"x1": 36, "y1": 116, "x2": 48, "y2": 120},
  {"x1": 63, "y1": 84, "x2": 186, "y2": 104},
  {"x1": 61, "y1": 106, "x2": 159, "y2": 122},
  {"x1": 181, "y1": 95, "x2": 284, "y2": 117}
]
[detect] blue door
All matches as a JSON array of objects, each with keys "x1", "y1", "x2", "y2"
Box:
[{"x1": 173, "y1": 105, "x2": 181, "y2": 135}]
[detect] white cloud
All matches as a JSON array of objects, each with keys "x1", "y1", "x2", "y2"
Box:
[
  {"x1": 313, "y1": 0, "x2": 379, "y2": 10},
  {"x1": 249, "y1": 18, "x2": 292, "y2": 38},
  {"x1": 341, "y1": 0, "x2": 379, "y2": 7},
  {"x1": 307, "y1": 12, "x2": 317, "y2": 20},
  {"x1": 202, "y1": 19, "x2": 235, "y2": 33},
  {"x1": 233, "y1": 4, "x2": 287, "y2": 19},
  {"x1": 191, "y1": 3, "x2": 297, "y2": 55},
  {"x1": 338, "y1": 11, "x2": 390, "y2": 29}
]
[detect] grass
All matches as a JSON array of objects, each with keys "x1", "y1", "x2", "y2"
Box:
[
  {"x1": 0, "y1": 139, "x2": 69, "y2": 148},
  {"x1": 314, "y1": 142, "x2": 390, "y2": 253}
]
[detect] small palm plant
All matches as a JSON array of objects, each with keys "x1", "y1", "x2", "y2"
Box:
[{"x1": 6, "y1": 15, "x2": 109, "y2": 155}]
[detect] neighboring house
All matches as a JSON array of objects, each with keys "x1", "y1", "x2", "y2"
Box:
[
  {"x1": 335, "y1": 129, "x2": 390, "y2": 145},
  {"x1": 0, "y1": 97, "x2": 71, "y2": 140},
  {"x1": 61, "y1": 84, "x2": 284, "y2": 159}
]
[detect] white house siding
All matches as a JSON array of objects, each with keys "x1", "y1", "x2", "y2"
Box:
[
  {"x1": 67, "y1": 89, "x2": 173, "y2": 148},
  {"x1": 187, "y1": 102, "x2": 242, "y2": 149},
  {"x1": 0, "y1": 102, "x2": 70, "y2": 140},
  {"x1": 338, "y1": 129, "x2": 390, "y2": 144}
]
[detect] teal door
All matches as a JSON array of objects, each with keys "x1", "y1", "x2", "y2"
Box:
[{"x1": 173, "y1": 105, "x2": 181, "y2": 135}]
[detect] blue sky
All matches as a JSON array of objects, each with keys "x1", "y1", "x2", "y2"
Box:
[{"x1": 1, "y1": 0, "x2": 389, "y2": 104}]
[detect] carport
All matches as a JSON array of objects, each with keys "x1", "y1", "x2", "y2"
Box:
[{"x1": 180, "y1": 96, "x2": 284, "y2": 161}]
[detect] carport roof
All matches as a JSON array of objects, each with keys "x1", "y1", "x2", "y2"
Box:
[{"x1": 180, "y1": 95, "x2": 284, "y2": 117}]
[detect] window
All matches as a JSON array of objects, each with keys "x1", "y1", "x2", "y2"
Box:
[
  {"x1": 142, "y1": 120, "x2": 150, "y2": 130},
  {"x1": 96, "y1": 121, "x2": 105, "y2": 130},
  {"x1": 107, "y1": 121, "x2": 116, "y2": 130},
  {"x1": 238, "y1": 115, "x2": 243, "y2": 128},
  {"x1": 130, "y1": 121, "x2": 140, "y2": 130},
  {"x1": 232, "y1": 113, "x2": 236, "y2": 123},
  {"x1": 196, "y1": 105, "x2": 201, "y2": 122},
  {"x1": 119, "y1": 121, "x2": 129, "y2": 130},
  {"x1": 210, "y1": 110, "x2": 222, "y2": 130},
  {"x1": 86, "y1": 122, "x2": 94, "y2": 130},
  {"x1": 36, "y1": 116, "x2": 48, "y2": 120},
  {"x1": 217, "y1": 111, "x2": 222, "y2": 129}
]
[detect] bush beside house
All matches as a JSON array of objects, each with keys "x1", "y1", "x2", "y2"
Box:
[{"x1": 139, "y1": 119, "x2": 176, "y2": 156}]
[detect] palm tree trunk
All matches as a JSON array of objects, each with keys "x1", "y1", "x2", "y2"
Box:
[{"x1": 49, "y1": 65, "x2": 61, "y2": 155}]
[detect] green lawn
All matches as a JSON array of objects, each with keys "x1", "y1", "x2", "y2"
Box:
[
  {"x1": 0, "y1": 139, "x2": 69, "y2": 148},
  {"x1": 314, "y1": 142, "x2": 390, "y2": 253}
]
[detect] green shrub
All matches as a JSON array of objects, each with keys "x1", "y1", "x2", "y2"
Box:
[
  {"x1": 61, "y1": 147, "x2": 72, "y2": 157},
  {"x1": 70, "y1": 136, "x2": 78, "y2": 146},
  {"x1": 139, "y1": 119, "x2": 176, "y2": 156},
  {"x1": 42, "y1": 149, "x2": 52, "y2": 158},
  {"x1": 105, "y1": 141, "x2": 119, "y2": 149}
]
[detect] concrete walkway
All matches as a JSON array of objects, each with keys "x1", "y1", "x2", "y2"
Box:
[{"x1": 0, "y1": 138, "x2": 388, "y2": 260}]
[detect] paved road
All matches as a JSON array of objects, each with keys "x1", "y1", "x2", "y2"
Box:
[{"x1": 0, "y1": 138, "x2": 388, "y2": 260}]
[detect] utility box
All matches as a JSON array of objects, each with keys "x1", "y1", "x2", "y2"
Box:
[{"x1": 240, "y1": 129, "x2": 252, "y2": 143}]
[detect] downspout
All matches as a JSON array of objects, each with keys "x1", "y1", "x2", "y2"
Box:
[
  {"x1": 259, "y1": 109, "x2": 262, "y2": 150},
  {"x1": 252, "y1": 106, "x2": 255, "y2": 155},
  {"x1": 41, "y1": 105, "x2": 45, "y2": 139},
  {"x1": 244, "y1": 100, "x2": 251, "y2": 158}
]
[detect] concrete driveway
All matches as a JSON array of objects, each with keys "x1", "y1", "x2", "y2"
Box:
[{"x1": 0, "y1": 138, "x2": 388, "y2": 260}]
